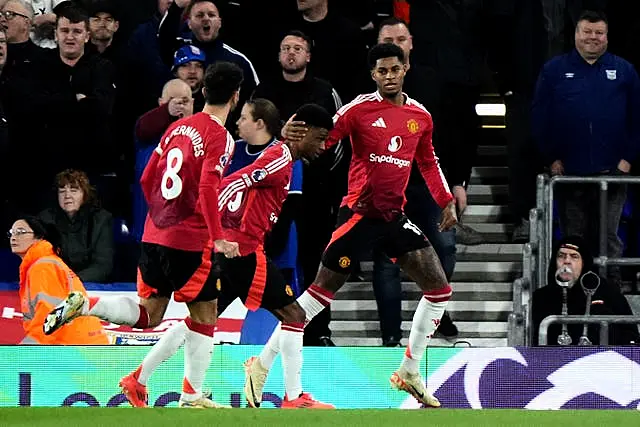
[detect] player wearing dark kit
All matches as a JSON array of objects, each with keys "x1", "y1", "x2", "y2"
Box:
[
  {"x1": 45, "y1": 62, "x2": 245, "y2": 409},
  {"x1": 245, "y1": 43, "x2": 458, "y2": 408},
  {"x1": 217, "y1": 104, "x2": 334, "y2": 409}
]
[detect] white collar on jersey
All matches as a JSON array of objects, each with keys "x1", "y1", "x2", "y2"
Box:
[{"x1": 375, "y1": 90, "x2": 409, "y2": 105}]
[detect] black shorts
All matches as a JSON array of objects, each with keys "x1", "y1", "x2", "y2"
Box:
[
  {"x1": 137, "y1": 242, "x2": 219, "y2": 303},
  {"x1": 322, "y1": 207, "x2": 430, "y2": 274},
  {"x1": 214, "y1": 250, "x2": 296, "y2": 312}
]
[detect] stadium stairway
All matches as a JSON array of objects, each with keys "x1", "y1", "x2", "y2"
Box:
[{"x1": 330, "y1": 120, "x2": 520, "y2": 347}]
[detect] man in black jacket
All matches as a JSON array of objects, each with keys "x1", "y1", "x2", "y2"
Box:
[
  {"x1": 7, "y1": 6, "x2": 115, "y2": 214},
  {"x1": 532, "y1": 235, "x2": 639, "y2": 346},
  {"x1": 253, "y1": 30, "x2": 345, "y2": 346}
]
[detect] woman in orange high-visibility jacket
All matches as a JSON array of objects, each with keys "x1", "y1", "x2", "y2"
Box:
[{"x1": 9, "y1": 216, "x2": 109, "y2": 344}]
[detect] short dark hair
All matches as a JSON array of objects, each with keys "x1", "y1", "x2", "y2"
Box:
[
  {"x1": 378, "y1": 17, "x2": 409, "y2": 34},
  {"x1": 186, "y1": 0, "x2": 218, "y2": 17},
  {"x1": 368, "y1": 43, "x2": 405, "y2": 69},
  {"x1": 245, "y1": 98, "x2": 281, "y2": 137},
  {"x1": 577, "y1": 10, "x2": 608, "y2": 27},
  {"x1": 294, "y1": 103, "x2": 333, "y2": 131},
  {"x1": 203, "y1": 61, "x2": 244, "y2": 106},
  {"x1": 20, "y1": 215, "x2": 62, "y2": 254},
  {"x1": 55, "y1": 5, "x2": 89, "y2": 30},
  {"x1": 282, "y1": 30, "x2": 313, "y2": 51}
]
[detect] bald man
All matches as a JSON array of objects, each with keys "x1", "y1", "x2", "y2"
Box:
[
  {"x1": 0, "y1": 0, "x2": 45, "y2": 77},
  {"x1": 132, "y1": 78, "x2": 194, "y2": 240}
]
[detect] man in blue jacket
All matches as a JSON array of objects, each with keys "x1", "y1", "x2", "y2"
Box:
[{"x1": 532, "y1": 10, "x2": 640, "y2": 288}]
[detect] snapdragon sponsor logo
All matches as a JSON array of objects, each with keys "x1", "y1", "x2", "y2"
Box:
[{"x1": 369, "y1": 153, "x2": 410, "y2": 168}]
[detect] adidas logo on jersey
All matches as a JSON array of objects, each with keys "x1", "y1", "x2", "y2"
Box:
[{"x1": 371, "y1": 117, "x2": 387, "y2": 128}]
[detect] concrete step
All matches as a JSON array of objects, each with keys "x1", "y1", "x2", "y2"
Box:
[
  {"x1": 358, "y1": 260, "x2": 521, "y2": 282},
  {"x1": 331, "y1": 300, "x2": 512, "y2": 322},
  {"x1": 475, "y1": 145, "x2": 507, "y2": 166},
  {"x1": 331, "y1": 337, "x2": 508, "y2": 347},
  {"x1": 451, "y1": 261, "x2": 521, "y2": 282},
  {"x1": 463, "y1": 204, "x2": 511, "y2": 223},
  {"x1": 456, "y1": 243, "x2": 523, "y2": 262},
  {"x1": 336, "y1": 281, "x2": 513, "y2": 301},
  {"x1": 331, "y1": 320, "x2": 507, "y2": 339},
  {"x1": 469, "y1": 166, "x2": 509, "y2": 185},
  {"x1": 466, "y1": 184, "x2": 509, "y2": 205},
  {"x1": 457, "y1": 222, "x2": 514, "y2": 244}
]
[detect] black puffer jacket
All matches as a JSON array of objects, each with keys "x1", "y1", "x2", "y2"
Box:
[{"x1": 39, "y1": 204, "x2": 114, "y2": 283}]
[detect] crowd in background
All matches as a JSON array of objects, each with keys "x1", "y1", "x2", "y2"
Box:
[{"x1": 2, "y1": 0, "x2": 640, "y2": 347}]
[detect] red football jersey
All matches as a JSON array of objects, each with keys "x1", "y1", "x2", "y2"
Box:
[
  {"x1": 140, "y1": 112, "x2": 235, "y2": 251},
  {"x1": 326, "y1": 91, "x2": 453, "y2": 220},
  {"x1": 218, "y1": 141, "x2": 293, "y2": 256}
]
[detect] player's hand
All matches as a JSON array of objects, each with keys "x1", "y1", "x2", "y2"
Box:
[
  {"x1": 452, "y1": 185, "x2": 467, "y2": 217},
  {"x1": 175, "y1": 0, "x2": 191, "y2": 8},
  {"x1": 168, "y1": 97, "x2": 191, "y2": 118},
  {"x1": 214, "y1": 239, "x2": 240, "y2": 258},
  {"x1": 76, "y1": 93, "x2": 86, "y2": 101},
  {"x1": 550, "y1": 160, "x2": 564, "y2": 176},
  {"x1": 282, "y1": 114, "x2": 308, "y2": 142},
  {"x1": 439, "y1": 201, "x2": 458, "y2": 232}
]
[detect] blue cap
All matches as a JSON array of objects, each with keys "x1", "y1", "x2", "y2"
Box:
[{"x1": 173, "y1": 45, "x2": 206, "y2": 72}]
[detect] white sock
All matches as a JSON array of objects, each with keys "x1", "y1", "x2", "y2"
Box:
[
  {"x1": 259, "y1": 323, "x2": 281, "y2": 369},
  {"x1": 280, "y1": 322, "x2": 304, "y2": 399},
  {"x1": 401, "y1": 285, "x2": 452, "y2": 374},
  {"x1": 258, "y1": 285, "x2": 334, "y2": 368},
  {"x1": 181, "y1": 317, "x2": 215, "y2": 402},
  {"x1": 137, "y1": 321, "x2": 188, "y2": 385},
  {"x1": 86, "y1": 296, "x2": 147, "y2": 327},
  {"x1": 298, "y1": 285, "x2": 334, "y2": 323}
]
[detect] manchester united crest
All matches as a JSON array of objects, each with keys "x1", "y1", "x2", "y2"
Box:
[
  {"x1": 338, "y1": 256, "x2": 351, "y2": 269},
  {"x1": 407, "y1": 119, "x2": 419, "y2": 134},
  {"x1": 285, "y1": 285, "x2": 294, "y2": 297}
]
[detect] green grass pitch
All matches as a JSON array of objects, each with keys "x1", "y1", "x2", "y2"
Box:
[{"x1": 1, "y1": 408, "x2": 639, "y2": 427}]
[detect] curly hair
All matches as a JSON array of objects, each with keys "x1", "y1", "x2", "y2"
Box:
[{"x1": 54, "y1": 169, "x2": 97, "y2": 207}]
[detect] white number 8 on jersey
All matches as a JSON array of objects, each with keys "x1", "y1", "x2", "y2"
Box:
[{"x1": 161, "y1": 147, "x2": 184, "y2": 200}]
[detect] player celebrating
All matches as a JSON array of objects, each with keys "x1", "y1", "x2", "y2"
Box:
[
  {"x1": 218, "y1": 103, "x2": 334, "y2": 409},
  {"x1": 43, "y1": 62, "x2": 244, "y2": 409},
  {"x1": 244, "y1": 43, "x2": 457, "y2": 408}
]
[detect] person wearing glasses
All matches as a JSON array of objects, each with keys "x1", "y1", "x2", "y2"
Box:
[
  {"x1": 0, "y1": 0, "x2": 45, "y2": 77},
  {"x1": 9, "y1": 215, "x2": 109, "y2": 344}
]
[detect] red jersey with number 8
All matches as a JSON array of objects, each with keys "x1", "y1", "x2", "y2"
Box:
[{"x1": 140, "y1": 112, "x2": 235, "y2": 252}]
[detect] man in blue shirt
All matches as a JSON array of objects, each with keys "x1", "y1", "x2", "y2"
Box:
[{"x1": 532, "y1": 10, "x2": 640, "y2": 287}]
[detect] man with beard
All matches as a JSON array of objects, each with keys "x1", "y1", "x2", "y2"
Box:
[
  {"x1": 159, "y1": 0, "x2": 259, "y2": 128},
  {"x1": 252, "y1": 30, "x2": 345, "y2": 346}
]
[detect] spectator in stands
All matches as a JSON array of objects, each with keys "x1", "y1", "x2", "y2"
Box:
[
  {"x1": 132, "y1": 78, "x2": 193, "y2": 241},
  {"x1": 172, "y1": 44, "x2": 205, "y2": 112},
  {"x1": 158, "y1": 0, "x2": 259, "y2": 126},
  {"x1": 10, "y1": 215, "x2": 109, "y2": 344},
  {"x1": 282, "y1": 0, "x2": 369, "y2": 103},
  {"x1": 0, "y1": 28, "x2": 9, "y2": 234},
  {"x1": 87, "y1": 0, "x2": 120, "y2": 60},
  {"x1": 125, "y1": 0, "x2": 174, "y2": 116},
  {"x1": 372, "y1": 18, "x2": 458, "y2": 346},
  {"x1": 532, "y1": 235, "x2": 639, "y2": 346},
  {"x1": 39, "y1": 169, "x2": 114, "y2": 283},
  {"x1": 253, "y1": 29, "x2": 345, "y2": 347},
  {"x1": 27, "y1": 0, "x2": 65, "y2": 48},
  {"x1": 1, "y1": 0, "x2": 45, "y2": 77},
  {"x1": 532, "y1": 10, "x2": 640, "y2": 289}
]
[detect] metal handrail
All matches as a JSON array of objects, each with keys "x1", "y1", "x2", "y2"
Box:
[{"x1": 538, "y1": 314, "x2": 640, "y2": 345}]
